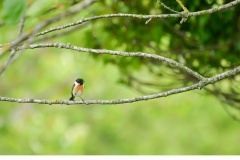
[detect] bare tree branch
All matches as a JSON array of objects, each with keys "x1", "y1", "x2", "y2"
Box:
[
  {"x1": 35, "y1": 0, "x2": 240, "y2": 37},
  {"x1": 17, "y1": 42, "x2": 205, "y2": 80},
  {"x1": 0, "y1": 65, "x2": 239, "y2": 105}
]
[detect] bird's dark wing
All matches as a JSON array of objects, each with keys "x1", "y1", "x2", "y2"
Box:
[
  {"x1": 69, "y1": 84, "x2": 75, "y2": 101},
  {"x1": 71, "y1": 84, "x2": 75, "y2": 94}
]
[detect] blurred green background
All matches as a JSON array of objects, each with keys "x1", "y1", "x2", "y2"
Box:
[{"x1": 0, "y1": 0, "x2": 240, "y2": 155}]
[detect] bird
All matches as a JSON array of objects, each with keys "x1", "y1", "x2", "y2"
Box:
[{"x1": 69, "y1": 78, "x2": 85, "y2": 101}]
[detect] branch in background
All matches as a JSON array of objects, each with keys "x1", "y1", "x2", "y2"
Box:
[
  {"x1": 35, "y1": 0, "x2": 239, "y2": 37},
  {"x1": 0, "y1": 0, "x2": 97, "y2": 56},
  {"x1": 0, "y1": 17, "x2": 26, "y2": 75},
  {"x1": 17, "y1": 42, "x2": 205, "y2": 80},
  {"x1": 204, "y1": 86, "x2": 240, "y2": 120},
  {"x1": 0, "y1": 65, "x2": 240, "y2": 105},
  {"x1": 0, "y1": 0, "x2": 238, "y2": 49}
]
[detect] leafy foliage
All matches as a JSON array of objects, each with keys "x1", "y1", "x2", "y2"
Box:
[{"x1": 1, "y1": 0, "x2": 26, "y2": 24}]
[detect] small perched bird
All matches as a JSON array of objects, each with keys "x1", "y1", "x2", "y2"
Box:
[{"x1": 69, "y1": 78, "x2": 85, "y2": 101}]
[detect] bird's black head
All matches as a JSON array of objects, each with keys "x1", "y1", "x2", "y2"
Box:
[{"x1": 76, "y1": 78, "x2": 84, "y2": 85}]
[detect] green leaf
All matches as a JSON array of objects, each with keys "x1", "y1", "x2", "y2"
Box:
[
  {"x1": 26, "y1": 0, "x2": 58, "y2": 17},
  {"x1": 2, "y1": 0, "x2": 26, "y2": 24}
]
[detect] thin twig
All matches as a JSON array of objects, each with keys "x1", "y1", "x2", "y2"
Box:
[
  {"x1": 157, "y1": 0, "x2": 181, "y2": 13},
  {"x1": 176, "y1": 0, "x2": 189, "y2": 12},
  {"x1": 33, "y1": 24, "x2": 85, "y2": 43},
  {"x1": 18, "y1": 17, "x2": 25, "y2": 36},
  {"x1": 145, "y1": 18, "x2": 152, "y2": 24},
  {"x1": 0, "y1": 49, "x2": 17, "y2": 75}
]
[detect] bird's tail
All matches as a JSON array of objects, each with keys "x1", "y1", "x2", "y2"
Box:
[{"x1": 69, "y1": 96, "x2": 75, "y2": 101}]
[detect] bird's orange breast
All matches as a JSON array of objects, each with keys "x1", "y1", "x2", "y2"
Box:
[{"x1": 74, "y1": 84, "x2": 84, "y2": 92}]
